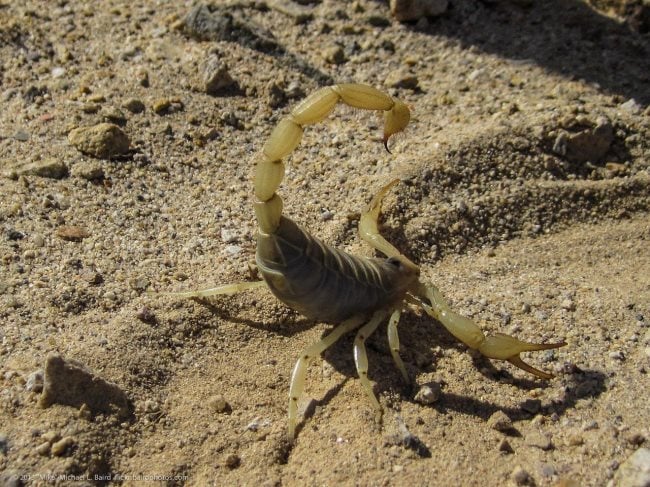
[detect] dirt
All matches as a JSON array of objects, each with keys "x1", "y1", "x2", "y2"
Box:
[{"x1": 1, "y1": 0, "x2": 649, "y2": 486}]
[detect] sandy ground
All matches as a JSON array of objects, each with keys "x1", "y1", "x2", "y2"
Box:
[{"x1": 1, "y1": 0, "x2": 649, "y2": 486}]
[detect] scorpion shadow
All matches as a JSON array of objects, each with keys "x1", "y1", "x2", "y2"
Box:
[
  {"x1": 318, "y1": 310, "x2": 606, "y2": 432},
  {"x1": 411, "y1": 0, "x2": 649, "y2": 105}
]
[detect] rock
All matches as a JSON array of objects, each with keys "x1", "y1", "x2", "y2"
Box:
[
  {"x1": 25, "y1": 370, "x2": 44, "y2": 393},
  {"x1": 487, "y1": 410, "x2": 513, "y2": 432},
  {"x1": 525, "y1": 430, "x2": 553, "y2": 451},
  {"x1": 267, "y1": 0, "x2": 314, "y2": 24},
  {"x1": 390, "y1": 0, "x2": 448, "y2": 22},
  {"x1": 225, "y1": 453, "x2": 241, "y2": 469},
  {"x1": 40, "y1": 354, "x2": 132, "y2": 418},
  {"x1": 102, "y1": 107, "x2": 127, "y2": 126},
  {"x1": 322, "y1": 45, "x2": 346, "y2": 64},
  {"x1": 51, "y1": 436, "x2": 74, "y2": 456},
  {"x1": 0, "y1": 434, "x2": 8, "y2": 455},
  {"x1": 15, "y1": 158, "x2": 68, "y2": 179},
  {"x1": 35, "y1": 441, "x2": 50, "y2": 456},
  {"x1": 55, "y1": 225, "x2": 91, "y2": 242},
  {"x1": 123, "y1": 98, "x2": 145, "y2": 113},
  {"x1": 511, "y1": 465, "x2": 532, "y2": 485},
  {"x1": 203, "y1": 58, "x2": 235, "y2": 95},
  {"x1": 553, "y1": 118, "x2": 614, "y2": 164},
  {"x1": 385, "y1": 69, "x2": 419, "y2": 90},
  {"x1": 208, "y1": 394, "x2": 230, "y2": 413},
  {"x1": 71, "y1": 160, "x2": 104, "y2": 181},
  {"x1": 414, "y1": 383, "x2": 441, "y2": 404},
  {"x1": 68, "y1": 123, "x2": 130, "y2": 159},
  {"x1": 608, "y1": 448, "x2": 650, "y2": 487}
]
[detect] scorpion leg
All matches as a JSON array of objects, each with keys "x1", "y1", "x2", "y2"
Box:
[
  {"x1": 165, "y1": 280, "x2": 267, "y2": 298},
  {"x1": 387, "y1": 308, "x2": 410, "y2": 383},
  {"x1": 415, "y1": 283, "x2": 566, "y2": 379},
  {"x1": 353, "y1": 310, "x2": 390, "y2": 422},
  {"x1": 288, "y1": 314, "x2": 366, "y2": 439}
]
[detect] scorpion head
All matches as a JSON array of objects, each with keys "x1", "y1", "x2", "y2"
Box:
[{"x1": 384, "y1": 255, "x2": 420, "y2": 296}]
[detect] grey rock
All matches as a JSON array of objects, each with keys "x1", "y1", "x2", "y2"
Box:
[{"x1": 608, "y1": 448, "x2": 650, "y2": 487}]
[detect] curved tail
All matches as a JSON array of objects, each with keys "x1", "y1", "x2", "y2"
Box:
[{"x1": 252, "y1": 84, "x2": 410, "y2": 234}]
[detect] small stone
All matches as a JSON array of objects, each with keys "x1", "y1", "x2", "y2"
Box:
[
  {"x1": 566, "y1": 432, "x2": 584, "y2": 446},
  {"x1": 267, "y1": 0, "x2": 313, "y2": 24},
  {"x1": 609, "y1": 350, "x2": 625, "y2": 361},
  {"x1": 520, "y1": 399, "x2": 541, "y2": 414},
  {"x1": 390, "y1": 0, "x2": 448, "y2": 22},
  {"x1": 123, "y1": 98, "x2": 145, "y2": 113},
  {"x1": 225, "y1": 453, "x2": 241, "y2": 469},
  {"x1": 55, "y1": 225, "x2": 90, "y2": 242},
  {"x1": 25, "y1": 370, "x2": 44, "y2": 393},
  {"x1": 41, "y1": 431, "x2": 61, "y2": 444},
  {"x1": 511, "y1": 465, "x2": 532, "y2": 485},
  {"x1": 498, "y1": 438, "x2": 514, "y2": 453},
  {"x1": 40, "y1": 354, "x2": 131, "y2": 418},
  {"x1": 208, "y1": 395, "x2": 230, "y2": 413},
  {"x1": 16, "y1": 158, "x2": 68, "y2": 179},
  {"x1": 414, "y1": 383, "x2": 441, "y2": 404},
  {"x1": 525, "y1": 430, "x2": 553, "y2": 451},
  {"x1": 153, "y1": 98, "x2": 183, "y2": 115},
  {"x1": 203, "y1": 57, "x2": 235, "y2": 95},
  {"x1": 136, "y1": 307, "x2": 157, "y2": 325},
  {"x1": 68, "y1": 123, "x2": 130, "y2": 159},
  {"x1": 102, "y1": 107, "x2": 127, "y2": 126},
  {"x1": 322, "y1": 45, "x2": 346, "y2": 64},
  {"x1": 35, "y1": 441, "x2": 51, "y2": 456},
  {"x1": 71, "y1": 160, "x2": 104, "y2": 181},
  {"x1": 487, "y1": 410, "x2": 513, "y2": 432},
  {"x1": 561, "y1": 298, "x2": 575, "y2": 311},
  {"x1": 51, "y1": 436, "x2": 74, "y2": 456},
  {"x1": 609, "y1": 448, "x2": 650, "y2": 487},
  {"x1": 620, "y1": 98, "x2": 641, "y2": 114},
  {"x1": 385, "y1": 69, "x2": 419, "y2": 90}
]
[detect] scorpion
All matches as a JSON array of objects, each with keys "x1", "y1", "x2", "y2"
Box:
[{"x1": 173, "y1": 84, "x2": 566, "y2": 440}]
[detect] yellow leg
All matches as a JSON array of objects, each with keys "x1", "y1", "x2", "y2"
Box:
[
  {"x1": 416, "y1": 283, "x2": 566, "y2": 379},
  {"x1": 353, "y1": 310, "x2": 389, "y2": 422},
  {"x1": 164, "y1": 280, "x2": 267, "y2": 298},
  {"x1": 387, "y1": 308, "x2": 410, "y2": 382},
  {"x1": 288, "y1": 315, "x2": 365, "y2": 440}
]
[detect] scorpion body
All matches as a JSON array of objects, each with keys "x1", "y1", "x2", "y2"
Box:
[
  {"x1": 256, "y1": 215, "x2": 416, "y2": 323},
  {"x1": 175, "y1": 83, "x2": 566, "y2": 440}
]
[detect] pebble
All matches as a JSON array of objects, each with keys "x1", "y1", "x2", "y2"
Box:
[
  {"x1": 322, "y1": 45, "x2": 346, "y2": 64},
  {"x1": 267, "y1": 0, "x2": 313, "y2": 24},
  {"x1": 55, "y1": 225, "x2": 91, "y2": 242},
  {"x1": 40, "y1": 354, "x2": 131, "y2": 418},
  {"x1": 487, "y1": 410, "x2": 513, "y2": 432},
  {"x1": 68, "y1": 123, "x2": 130, "y2": 159},
  {"x1": 208, "y1": 394, "x2": 230, "y2": 413},
  {"x1": 609, "y1": 350, "x2": 625, "y2": 361},
  {"x1": 414, "y1": 383, "x2": 441, "y2": 404},
  {"x1": 498, "y1": 438, "x2": 514, "y2": 453},
  {"x1": 123, "y1": 98, "x2": 145, "y2": 113},
  {"x1": 555, "y1": 118, "x2": 614, "y2": 164},
  {"x1": 0, "y1": 434, "x2": 8, "y2": 455},
  {"x1": 390, "y1": 0, "x2": 448, "y2": 21},
  {"x1": 225, "y1": 453, "x2": 241, "y2": 469},
  {"x1": 102, "y1": 107, "x2": 127, "y2": 125},
  {"x1": 25, "y1": 370, "x2": 44, "y2": 393},
  {"x1": 561, "y1": 298, "x2": 575, "y2": 311},
  {"x1": 620, "y1": 98, "x2": 641, "y2": 114},
  {"x1": 520, "y1": 399, "x2": 541, "y2": 415},
  {"x1": 385, "y1": 69, "x2": 419, "y2": 90},
  {"x1": 203, "y1": 57, "x2": 235, "y2": 95},
  {"x1": 16, "y1": 158, "x2": 68, "y2": 179},
  {"x1": 51, "y1": 436, "x2": 74, "y2": 456},
  {"x1": 525, "y1": 430, "x2": 553, "y2": 451},
  {"x1": 153, "y1": 98, "x2": 183, "y2": 115},
  {"x1": 71, "y1": 160, "x2": 104, "y2": 181},
  {"x1": 511, "y1": 465, "x2": 532, "y2": 485},
  {"x1": 35, "y1": 441, "x2": 51, "y2": 456},
  {"x1": 608, "y1": 448, "x2": 650, "y2": 487}
]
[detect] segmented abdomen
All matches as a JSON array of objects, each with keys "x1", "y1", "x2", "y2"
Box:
[{"x1": 256, "y1": 216, "x2": 407, "y2": 323}]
